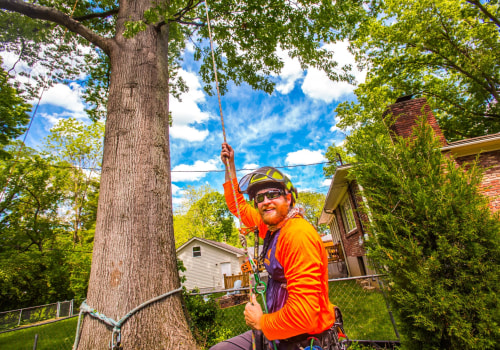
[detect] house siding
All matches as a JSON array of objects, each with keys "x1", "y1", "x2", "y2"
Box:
[
  {"x1": 334, "y1": 181, "x2": 375, "y2": 277},
  {"x1": 177, "y1": 240, "x2": 243, "y2": 291},
  {"x1": 454, "y1": 149, "x2": 500, "y2": 212}
]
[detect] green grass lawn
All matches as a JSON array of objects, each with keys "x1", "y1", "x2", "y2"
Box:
[
  {"x1": 328, "y1": 279, "x2": 398, "y2": 340},
  {"x1": 0, "y1": 317, "x2": 78, "y2": 350}
]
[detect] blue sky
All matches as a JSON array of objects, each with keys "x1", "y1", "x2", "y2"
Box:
[{"x1": 1, "y1": 40, "x2": 365, "y2": 209}]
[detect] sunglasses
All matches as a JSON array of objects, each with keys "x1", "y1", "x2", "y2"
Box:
[{"x1": 254, "y1": 189, "x2": 285, "y2": 204}]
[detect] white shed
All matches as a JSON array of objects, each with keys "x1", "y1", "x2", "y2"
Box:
[{"x1": 176, "y1": 237, "x2": 247, "y2": 292}]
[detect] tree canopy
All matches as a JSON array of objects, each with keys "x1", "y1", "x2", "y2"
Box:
[
  {"x1": 174, "y1": 185, "x2": 237, "y2": 248},
  {"x1": 0, "y1": 59, "x2": 30, "y2": 159},
  {"x1": 334, "y1": 0, "x2": 500, "y2": 142}
]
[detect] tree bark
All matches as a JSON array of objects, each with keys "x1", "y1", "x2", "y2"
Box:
[{"x1": 76, "y1": 1, "x2": 198, "y2": 349}]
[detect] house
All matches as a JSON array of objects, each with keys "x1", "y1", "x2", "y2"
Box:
[
  {"x1": 319, "y1": 164, "x2": 375, "y2": 277},
  {"x1": 176, "y1": 237, "x2": 249, "y2": 292},
  {"x1": 319, "y1": 97, "x2": 500, "y2": 277}
]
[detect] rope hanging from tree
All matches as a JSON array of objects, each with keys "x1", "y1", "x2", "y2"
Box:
[
  {"x1": 203, "y1": 2, "x2": 277, "y2": 350},
  {"x1": 72, "y1": 287, "x2": 183, "y2": 349}
]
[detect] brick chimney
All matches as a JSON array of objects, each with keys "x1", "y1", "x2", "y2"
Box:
[{"x1": 385, "y1": 97, "x2": 448, "y2": 146}]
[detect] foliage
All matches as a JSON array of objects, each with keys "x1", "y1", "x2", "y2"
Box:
[
  {"x1": 296, "y1": 191, "x2": 329, "y2": 235},
  {"x1": 0, "y1": 59, "x2": 31, "y2": 159},
  {"x1": 338, "y1": 0, "x2": 500, "y2": 141},
  {"x1": 43, "y1": 118, "x2": 103, "y2": 244},
  {"x1": 177, "y1": 259, "x2": 231, "y2": 349},
  {"x1": 0, "y1": 146, "x2": 72, "y2": 310},
  {"x1": 350, "y1": 118, "x2": 500, "y2": 349},
  {"x1": 174, "y1": 185, "x2": 237, "y2": 247},
  {"x1": 0, "y1": 0, "x2": 357, "y2": 122},
  {"x1": 323, "y1": 142, "x2": 356, "y2": 177},
  {"x1": 183, "y1": 289, "x2": 232, "y2": 349},
  {"x1": 0, "y1": 118, "x2": 102, "y2": 309}
]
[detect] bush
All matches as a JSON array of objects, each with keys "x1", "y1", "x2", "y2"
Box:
[
  {"x1": 350, "y1": 119, "x2": 500, "y2": 349},
  {"x1": 183, "y1": 289, "x2": 232, "y2": 349}
]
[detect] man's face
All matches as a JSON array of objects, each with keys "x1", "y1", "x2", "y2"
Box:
[{"x1": 255, "y1": 187, "x2": 291, "y2": 226}]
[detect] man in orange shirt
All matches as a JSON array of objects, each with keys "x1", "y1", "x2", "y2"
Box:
[{"x1": 210, "y1": 143, "x2": 347, "y2": 350}]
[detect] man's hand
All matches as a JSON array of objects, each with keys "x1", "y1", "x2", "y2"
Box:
[
  {"x1": 221, "y1": 142, "x2": 236, "y2": 181},
  {"x1": 244, "y1": 294, "x2": 263, "y2": 330}
]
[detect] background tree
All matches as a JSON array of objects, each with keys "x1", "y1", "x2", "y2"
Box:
[
  {"x1": 174, "y1": 185, "x2": 237, "y2": 247},
  {"x1": 0, "y1": 146, "x2": 72, "y2": 310},
  {"x1": 337, "y1": 0, "x2": 500, "y2": 141},
  {"x1": 296, "y1": 191, "x2": 329, "y2": 235},
  {"x1": 43, "y1": 118, "x2": 104, "y2": 244},
  {"x1": 323, "y1": 142, "x2": 356, "y2": 178},
  {"x1": 0, "y1": 1, "x2": 351, "y2": 347},
  {"x1": 349, "y1": 119, "x2": 500, "y2": 349},
  {"x1": 0, "y1": 58, "x2": 30, "y2": 159}
]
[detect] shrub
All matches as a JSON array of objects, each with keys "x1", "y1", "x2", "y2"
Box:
[{"x1": 350, "y1": 118, "x2": 500, "y2": 349}]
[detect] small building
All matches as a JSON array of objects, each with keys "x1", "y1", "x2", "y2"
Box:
[
  {"x1": 320, "y1": 97, "x2": 500, "y2": 277},
  {"x1": 176, "y1": 237, "x2": 248, "y2": 292}
]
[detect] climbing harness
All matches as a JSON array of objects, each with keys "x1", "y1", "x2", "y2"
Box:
[{"x1": 72, "y1": 287, "x2": 182, "y2": 349}]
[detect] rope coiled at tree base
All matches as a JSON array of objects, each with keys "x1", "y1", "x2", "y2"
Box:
[{"x1": 72, "y1": 286, "x2": 183, "y2": 350}]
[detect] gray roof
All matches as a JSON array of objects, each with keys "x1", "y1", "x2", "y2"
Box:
[{"x1": 176, "y1": 236, "x2": 247, "y2": 257}]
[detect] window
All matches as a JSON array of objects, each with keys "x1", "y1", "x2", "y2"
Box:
[
  {"x1": 192, "y1": 246, "x2": 201, "y2": 257},
  {"x1": 341, "y1": 194, "x2": 357, "y2": 233},
  {"x1": 329, "y1": 214, "x2": 341, "y2": 242}
]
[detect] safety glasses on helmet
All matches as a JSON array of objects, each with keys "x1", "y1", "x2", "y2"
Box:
[
  {"x1": 239, "y1": 167, "x2": 286, "y2": 194},
  {"x1": 254, "y1": 189, "x2": 285, "y2": 204}
]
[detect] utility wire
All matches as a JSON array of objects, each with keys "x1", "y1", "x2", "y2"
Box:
[{"x1": 1, "y1": 159, "x2": 335, "y2": 173}]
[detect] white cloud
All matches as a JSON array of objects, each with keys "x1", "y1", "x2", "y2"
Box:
[
  {"x1": 240, "y1": 163, "x2": 260, "y2": 176},
  {"x1": 285, "y1": 149, "x2": 326, "y2": 165},
  {"x1": 169, "y1": 69, "x2": 212, "y2": 142},
  {"x1": 171, "y1": 159, "x2": 219, "y2": 182},
  {"x1": 274, "y1": 49, "x2": 304, "y2": 94},
  {"x1": 37, "y1": 82, "x2": 86, "y2": 113},
  {"x1": 169, "y1": 125, "x2": 209, "y2": 142},
  {"x1": 302, "y1": 40, "x2": 366, "y2": 103},
  {"x1": 172, "y1": 196, "x2": 187, "y2": 208},
  {"x1": 322, "y1": 178, "x2": 332, "y2": 188},
  {"x1": 171, "y1": 183, "x2": 182, "y2": 196}
]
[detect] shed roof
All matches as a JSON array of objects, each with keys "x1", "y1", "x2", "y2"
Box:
[{"x1": 176, "y1": 236, "x2": 246, "y2": 257}]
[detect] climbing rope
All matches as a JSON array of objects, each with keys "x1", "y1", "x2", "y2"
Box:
[
  {"x1": 72, "y1": 287, "x2": 183, "y2": 349},
  {"x1": 203, "y1": 2, "x2": 277, "y2": 349}
]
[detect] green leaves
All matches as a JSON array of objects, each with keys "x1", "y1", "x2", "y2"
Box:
[
  {"x1": 350, "y1": 119, "x2": 500, "y2": 349},
  {"x1": 0, "y1": 61, "x2": 31, "y2": 159},
  {"x1": 174, "y1": 185, "x2": 238, "y2": 247},
  {"x1": 347, "y1": 0, "x2": 500, "y2": 141}
]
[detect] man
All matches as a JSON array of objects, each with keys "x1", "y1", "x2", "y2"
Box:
[{"x1": 211, "y1": 143, "x2": 340, "y2": 350}]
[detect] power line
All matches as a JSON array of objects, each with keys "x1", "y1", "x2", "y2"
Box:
[
  {"x1": 172, "y1": 161, "x2": 335, "y2": 173},
  {"x1": 1, "y1": 160, "x2": 335, "y2": 173}
]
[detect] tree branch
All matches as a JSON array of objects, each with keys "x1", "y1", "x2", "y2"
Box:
[
  {"x1": 73, "y1": 8, "x2": 118, "y2": 22},
  {"x1": 0, "y1": 0, "x2": 113, "y2": 55},
  {"x1": 467, "y1": 0, "x2": 500, "y2": 29},
  {"x1": 156, "y1": 0, "x2": 205, "y2": 29}
]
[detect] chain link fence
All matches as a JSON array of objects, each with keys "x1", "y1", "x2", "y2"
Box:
[
  {"x1": 0, "y1": 275, "x2": 399, "y2": 349},
  {"x1": 194, "y1": 274, "x2": 400, "y2": 344},
  {"x1": 0, "y1": 300, "x2": 77, "y2": 332}
]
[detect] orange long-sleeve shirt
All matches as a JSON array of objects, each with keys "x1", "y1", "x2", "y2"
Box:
[{"x1": 224, "y1": 179, "x2": 335, "y2": 341}]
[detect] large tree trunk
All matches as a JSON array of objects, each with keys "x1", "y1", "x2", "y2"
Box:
[{"x1": 77, "y1": 2, "x2": 197, "y2": 349}]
